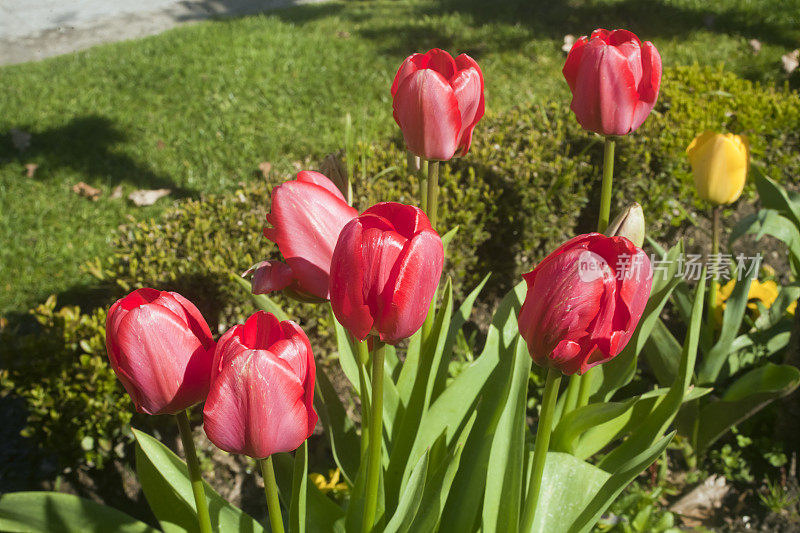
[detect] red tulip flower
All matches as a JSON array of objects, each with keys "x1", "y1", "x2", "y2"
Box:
[
  {"x1": 203, "y1": 311, "x2": 317, "y2": 459},
  {"x1": 105, "y1": 288, "x2": 215, "y2": 415},
  {"x1": 518, "y1": 233, "x2": 652, "y2": 376},
  {"x1": 252, "y1": 171, "x2": 358, "y2": 301},
  {"x1": 562, "y1": 29, "x2": 662, "y2": 136},
  {"x1": 391, "y1": 48, "x2": 485, "y2": 161},
  {"x1": 329, "y1": 202, "x2": 444, "y2": 344}
]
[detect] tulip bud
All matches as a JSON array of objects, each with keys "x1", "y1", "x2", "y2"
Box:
[
  {"x1": 606, "y1": 203, "x2": 645, "y2": 247},
  {"x1": 563, "y1": 29, "x2": 662, "y2": 136},
  {"x1": 320, "y1": 152, "x2": 351, "y2": 203},
  {"x1": 203, "y1": 311, "x2": 317, "y2": 459},
  {"x1": 253, "y1": 171, "x2": 358, "y2": 301},
  {"x1": 329, "y1": 202, "x2": 444, "y2": 344},
  {"x1": 391, "y1": 48, "x2": 485, "y2": 161},
  {"x1": 105, "y1": 288, "x2": 215, "y2": 415},
  {"x1": 518, "y1": 233, "x2": 652, "y2": 375},
  {"x1": 686, "y1": 131, "x2": 749, "y2": 205}
]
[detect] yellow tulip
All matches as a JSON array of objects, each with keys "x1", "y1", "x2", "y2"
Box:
[{"x1": 686, "y1": 131, "x2": 749, "y2": 205}]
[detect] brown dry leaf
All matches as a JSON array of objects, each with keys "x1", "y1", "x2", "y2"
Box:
[
  {"x1": 749, "y1": 39, "x2": 761, "y2": 53},
  {"x1": 72, "y1": 181, "x2": 101, "y2": 201},
  {"x1": 10, "y1": 128, "x2": 31, "y2": 152},
  {"x1": 782, "y1": 49, "x2": 799, "y2": 74},
  {"x1": 110, "y1": 185, "x2": 124, "y2": 199},
  {"x1": 337, "y1": 31, "x2": 351, "y2": 39},
  {"x1": 156, "y1": 140, "x2": 166, "y2": 150},
  {"x1": 258, "y1": 161, "x2": 272, "y2": 179},
  {"x1": 670, "y1": 475, "x2": 730, "y2": 528},
  {"x1": 320, "y1": 152, "x2": 349, "y2": 199},
  {"x1": 24, "y1": 163, "x2": 38, "y2": 178},
  {"x1": 128, "y1": 188, "x2": 171, "y2": 206},
  {"x1": 562, "y1": 34, "x2": 575, "y2": 53}
]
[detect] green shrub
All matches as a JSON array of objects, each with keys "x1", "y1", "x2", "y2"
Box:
[{"x1": 3, "y1": 64, "x2": 800, "y2": 471}]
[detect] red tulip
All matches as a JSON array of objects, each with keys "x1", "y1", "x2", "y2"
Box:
[
  {"x1": 518, "y1": 233, "x2": 652, "y2": 376},
  {"x1": 254, "y1": 171, "x2": 358, "y2": 301},
  {"x1": 562, "y1": 29, "x2": 661, "y2": 136},
  {"x1": 203, "y1": 311, "x2": 317, "y2": 458},
  {"x1": 105, "y1": 288, "x2": 215, "y2": 415},
  {"x1": 391, "y1": 48, "x2": 485, "y2": 161},
  {"x1": 329, "y1": 202, "x2": 444, "y2": 344}
]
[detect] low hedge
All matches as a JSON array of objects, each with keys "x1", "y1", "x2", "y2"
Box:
[{"x1": 2, "y1": 64, "x2": 800, "y2": 471}]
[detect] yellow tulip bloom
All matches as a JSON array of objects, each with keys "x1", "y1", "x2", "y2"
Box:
[{"x1": 686, "y1": 131, "x2": 749, "y2": 205}]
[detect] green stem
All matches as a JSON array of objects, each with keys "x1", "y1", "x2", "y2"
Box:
[
  {"x1": 420, "y1": 160, "x2": 440, "y2": 342},
  {"x1": 561, "y1": 373, "x2": 580, "y2": 419},
  {"x1": 362, "y1": 339, "x2": 385, "y2": 533},
  {"x1": 175, "y1": 410, "x2": 212, "y2": 533},
  {"x1": 357, "y1": 338, "x2": 371, "y2": 459},
  {"x1": 707, "y1": 206, "x2": 722, "y2": 330},
  {"x1": 259, "y1": 456, "x2": 285, "y2": 533},
  {"x1": 571, "y1": 137, "x2": 616, "y2": 409},
  {"x1": 521, "y1": 368, "x2": 562, "y2": 533},
  {"x1": 420, "y1": 159, "x2": 429, "y2": 213}
]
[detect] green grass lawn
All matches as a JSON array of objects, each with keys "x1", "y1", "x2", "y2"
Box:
[{"x1": 1, "y1": 0, "x2": 798, "y2": 314}]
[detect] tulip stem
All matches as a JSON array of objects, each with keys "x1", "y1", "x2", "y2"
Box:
[
  {"x1": 598, "y1": 137, "x2": 615, "y2": 233},
  {"x1": 421, "y1": 160, "x2": 440, "y2": 342},
  {"x1": 175, "y1": 410, "x2": 212, "y2": 533},
  {"x1": 707, "y1": 206, "x2": 722, "y2": 329},
  {"x1": 420, "y1": 159, "x2": 429, "y2": 213},
  {"x1": 363, "y1": 339, "x2": 385, "y2": 533},
  {"x1": 259, "y1": 456, "x2": 286, "y2": 533},
  {"x1": 561, "y1": 373, "x2": 581, "y2": 419},
  {"x1": 521, "y1": 368, "x2": 562, "y2": 533}
]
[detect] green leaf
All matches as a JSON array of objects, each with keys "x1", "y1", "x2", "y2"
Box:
[
  {"x1": 329, "y1": 303, "x2": 361, "y2": 395},
  {"x1": 314, "y1": 369, "x2": 360, "y2": 484},
  {"x1": 570, "y1": 434, "x2": 674, "y2": 533},
  {"x1": 699, "y1": 275, "x2": 753, "y2": 384},
  {"x1": 642, "y1": 319, "x2": 683, "y2": 386},
  {"x1": 528, "y1": 452, "x2": 611, "y2": 533},
  {"x1": 752, "y1": 166, "x2": 800, "y2": 228},
  {"x1": 133, "y1": 428, "x2": 265, "y2": 533},
  {"x1": 290, "y1": 442, "x2": 308, "y2": 533},
  {"x1": 482, "y1": 337, "x2": 532, "y2": 532},
  {"x1": 233, "y1": 275, "x2": 290, "y2": 322},
  {"x1": 384, "y1": 450, "x2": 429, "y2": 533},
  {"x1": 730, "y1": 210, "x2": 800, "y2": 270},
  {"x1": 0, "y1": 492, "x2": 157, "y2": 533},
  {"x1": 272, "y1": 453, "x2": 345, "y2": 533},
  {"x1": 551, "y1": 398, "x2": 638, "y2": 457},
  {"x1": 695, "y1": 363, "x2": 800, "y2": 451}
]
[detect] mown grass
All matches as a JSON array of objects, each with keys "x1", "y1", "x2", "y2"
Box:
[{"x1": 1, "y1": 0, "x2": 798, "y2": 314}]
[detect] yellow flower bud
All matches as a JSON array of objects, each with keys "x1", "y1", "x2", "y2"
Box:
[{"x1": 686, "y1": 131, "x2": 749, "y2": 205}]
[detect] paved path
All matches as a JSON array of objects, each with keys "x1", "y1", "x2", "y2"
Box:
[{"x1": 0, "y1": 0, "x2": 323, "y2": 65}]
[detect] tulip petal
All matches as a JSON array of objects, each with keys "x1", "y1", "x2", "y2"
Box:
[
  {"x1": 562, "y1": 36, "x2": 589, "y2": 91},
  {"x1": 203, "y1": 349, "x2": 310, "y2": 458},
  {"x1": 361, "y1": 226, "x2": 407, "y2": 318},
  {"x1": 376, "y1": 229, "x2": 444, "y2": 343},
  {"x1": 393, "y1": 69, "x2": 461, "y2": 161},
  {"x1": 297, "y1": 170, "x2": 347, "y2": 203},
  {"x1": 330, "y1": 219, "x2": 374, "y2": 340},
  {"x1": 630, "y1": 41, "x2": 662, "y2": 132},
  {"x1": 264, "y1": 180, "x2": 358, "y2": 299},
  {"x1": 391, "y1": 53, "x2": 428, "y2": 97},
  {"x1": 241, "y1": 311, "x2": 284, "y2": 350},
  {"x1": 363, "y1": 202, "x2": 430, "y2": 239},
  {"x1": 115, "y1": 305, "x2": 212, "y2": 414},
  {"x1": 165, "y1": 291, "x2": 214, "y2": 346},
  {"x1": 451, "y1": 65, "x2": 482, "y2": 156},
  {"x1": 424, "y1": 48, "x2": 457, "y2": 80},
  {"x1": 246, "y1": 260, "x2": 294, "y2": 294}
]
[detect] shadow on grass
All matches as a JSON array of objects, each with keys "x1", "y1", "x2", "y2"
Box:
[{"x1": 1, "y1": 115, "x2": 192, "y2": 195}]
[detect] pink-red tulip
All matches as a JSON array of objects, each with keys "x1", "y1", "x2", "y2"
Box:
[
  {"x1": 563, "y1": 29, "x2": 661, "y2": 136},
  {"x1": 518, "y1": 233, "x2": 652, "y2": 375},
  {"x1": 329, "y1": 202, "x2": 444, "y2": 344},
  {"x1": 254, "y1": 171, "x2": 358, "y2": 301},
  {"x1": 203, "y1": 311, "x2": 317, "y2": 459},
  {"x1": 105, "y1": 288, "x2": 215, "y2": 415},
  {"x1": 391, "y1": 48, "x2": 485, "y2": 161}
]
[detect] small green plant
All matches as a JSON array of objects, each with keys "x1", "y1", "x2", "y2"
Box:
[{"x1": 759, "y1": 478, "x2": 799, "y2": 515}]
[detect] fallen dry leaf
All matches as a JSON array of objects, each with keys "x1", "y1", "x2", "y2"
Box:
[
  {"x1": 258, "y1": 161, "x2": 272, "y2": 179},
  {"x1": 782, "y1": 49, "x2": 799, "y2": 74},
  {"x1": 73, "y1": 181, "x2": 101, "y2": 201},
  {"x1": 10, "y1": 128, "x2": 31, "y2": 152},
  {"x1": 562, "y1": 34, "x2": 575, "y2": 53},
  {"x1": 156, "y1": 140, "x2": 166, "y2": 150},
  {"x1": 749, "y1": 39, "x2": 761, "y2": 54},
  {"x1": 670, "y1": 475, "x2": 730, "y2": 528},
  {"x1": 24, "y1": 163, "x2": 38, "y2": 178},
  {"x1": 337, "y1": 31, "x2": 351, "y2": 39},
  {"x1": 110, "y1": 185, "x2": 123, "y2": 199},
  {"x1": 128, "y1": 188, "x2": 171, "y2": 206}
]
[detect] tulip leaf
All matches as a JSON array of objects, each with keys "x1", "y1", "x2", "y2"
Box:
[
  {"x1": 526, "y1": 452, "x2": 611, "y2": 533},
  {"x1": 699, "y1": 275, "x2": 753, "y2": 384},
  {"x1": 0, "y1": 492, "x2": 157, "y2": 533},
  {"x1": 569, "y1": 433, "x2": 674, "y2": 533},
  {"x1": 730, "y1": 210, "x2": 800, "y2": 271},
  {"x1": 133, "y1": 428, "x2": 265, "y2": 533},
  {"x1": 290, "y1": 441, "x2": 308, "y2": 533},
  {"x1": 482, "y1": 337, "x2": 531, "y2": 532},
  {"x1": 314, "y1": 369, "x2": 360, "y2": 484},
  {"x1": 273, "y1": 453, "x2": 346, "y2": 533},
  {"x1": 695, "y1": 363, "x2": 800, "y2": 452},
  {"x1": 551, "y1": 398, "x2": 638, "y2": 457},
  {"x1": 384, "y1": 449, "x2": 429, "y2": 533},
  {"x1": 599, "y1": 271, "x2": 705, "y2": 473},
  {"x1": 234, "y1": 275, "x2": 290, "y2": 322},
  {"x1": 752, "y1": 166, "x2": 800, "y2": 228},
  {"x1": 440, "y1": 225, "x2": 459, "y2": 253},
  {"x1": 329, "y1": 303, "x2": 361, "y2": 395},
  {"x1": 642, "y1": 319, "x2": 682, "y2": 386}
]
